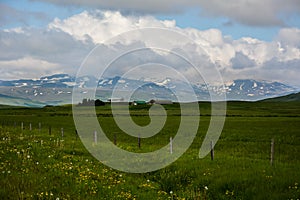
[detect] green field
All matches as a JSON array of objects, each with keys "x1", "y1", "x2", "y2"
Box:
[{"x1": 0, "y1": 102, "x2": 299, "y2": 199}]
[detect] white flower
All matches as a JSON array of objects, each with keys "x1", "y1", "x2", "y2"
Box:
[
  {"x1": 27, "y1": 155, "x2": 30, "y2": 159},
  {"x1": 170, "y1": 191, "x2": 173, "y2": 194},
  {"x1": 204, "y1": 186, "x2": 208, "y2": 190}
]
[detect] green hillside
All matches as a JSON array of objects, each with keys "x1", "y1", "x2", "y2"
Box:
[
  {"x1": 261, "y1": 92, "x2": 300, "y2": 102},
  {"x1": 0, "y1": 94, "x2": 44, "y2": 107}
]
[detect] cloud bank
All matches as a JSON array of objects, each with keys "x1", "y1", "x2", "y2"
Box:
[
  {"x1": 0, "y1": 10, "x2": 299, "y2": 87},
  {"x1": 32, "y1": 0, "x2": 300, "y2": 26}
]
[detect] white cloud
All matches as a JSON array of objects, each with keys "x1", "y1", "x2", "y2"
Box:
[
  {"x1": 0, "y1": 57, "x2": 63, "y2": 80},
  {"x1": 48, "y1": 10, "x2": 176, "y2": 44},
  {"x1": 33, "y1": 0, "x2": 300, "y2": 26},
  {"x1": 276, "y1": 28, "x2": 300, "y2": 48},
  {"x1": 1, "y1": 10, "x2": 300, "y2": 87},
  {"x1": 183, "y1": 28, "x2": 236, "y2": 67},
  {"x1": 0, "y1": 26, "x2": 94, "y2": 75},
  {"x1": 197, "y1": 0, "x2": 300, "y2": 26},
  {"x1": 231, "y1": 52, "x2": 256, "y2": 69}
]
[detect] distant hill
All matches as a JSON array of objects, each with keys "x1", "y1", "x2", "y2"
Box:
[
  {"x1": 0, "y1": 74, "x2": 298, "y2": 106},
  {"x1": 260, "y1": 92, "x2": 300, "y2": 102},
  {"x1": 0, "y1": 93, "x2": 44, "y2": 107}
]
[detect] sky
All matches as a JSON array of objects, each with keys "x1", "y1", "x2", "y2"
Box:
[{"x1": 0, "y1": 0, "x2": 300, "y2": 87}]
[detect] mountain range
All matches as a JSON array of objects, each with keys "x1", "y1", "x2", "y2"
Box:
[{"x1": 0, "y1": 74, "x2": 298, "y2": 107}]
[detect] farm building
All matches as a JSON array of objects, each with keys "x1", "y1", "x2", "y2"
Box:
[
  {"x1": 149, "y1": 99, "x2": 173, "y2": 105},
  {"x1": 133, "y1": 100, "x2": 147, "y2": 105}
]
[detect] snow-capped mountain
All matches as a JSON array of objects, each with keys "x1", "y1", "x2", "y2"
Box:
[
  {"x1": 0, "y1": 74, "x2": 297, "y2": 106},
  {"x1": 223, "y1": 79, "x2": 295, "y2": 100},
  {"x1": 0, "y1": 74, "x2": 74, "y2": 88}
]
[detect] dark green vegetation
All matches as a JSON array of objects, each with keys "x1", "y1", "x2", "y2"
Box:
[
  {"x1": 261, "y1": 92, "x2": 300, "y2": 102},
  {"x1": 0, "y1": 101, "x2": 299, "y2": 199}
]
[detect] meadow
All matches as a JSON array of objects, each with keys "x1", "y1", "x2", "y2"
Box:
[{"x1": 0, "y1": 101, "x2": 299, "y2": 199}]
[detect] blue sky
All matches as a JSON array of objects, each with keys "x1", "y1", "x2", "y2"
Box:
[
  {"x1": 157, "y1": 8, "x2": 281, "y2": 41},
  {"x1": 0, "y1": 0, "x2": 300, "y2": 87},
  {"x1": 2, "y1": 0, "x2": 300, "y2": 40}
]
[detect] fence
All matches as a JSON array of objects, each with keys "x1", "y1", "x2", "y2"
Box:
[{"x1": 0, "y1": 120, "x2": 299, "y2": 165}]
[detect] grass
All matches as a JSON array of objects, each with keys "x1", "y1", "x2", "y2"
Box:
[{"x1": 0, "y1": 101, "x2": 299, "y2": 199}]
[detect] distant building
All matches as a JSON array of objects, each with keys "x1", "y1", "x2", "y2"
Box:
[
  {"x1": 78, "y1": 98, "x2": 105, "y2": 106},
  {"x1": 107, "y1": 98, "x2": 124, "y2": 103},
  {"x1": 133, "y1": 100, "x2": 147, "y2": 105},
  {"x1": 149, "y1": 99, "x2": 173, "y2": 105}
]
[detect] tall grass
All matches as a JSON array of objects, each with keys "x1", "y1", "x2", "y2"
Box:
[{"x1": 0, "y1": 102, "x2": 299, "y2": 199}]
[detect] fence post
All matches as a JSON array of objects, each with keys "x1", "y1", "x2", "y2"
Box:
[
  {"x1": 114, "y1": 133, "x2": 117, "y2": 145},
  {"x1": 38, "y1": 122, "x2": 41, "y2": 132},
  {"x1": 29, "y1": 123, "x2": 32, "y2": 131},
  {"x1": 61, "y1": 128, "x2": 64, "y2": 138},
  {"x1": 94, "y1": 131, "x2": 97, "y2": 144},
  {"x1": 210, "y1": 141, "x2": 214, "y2": 161},
  {"x1": 270, "y1": 138, "x2": 275, "y2": 166},
  {"x1": 138, "y1": 135, "x2": 141, "y2": 149},
  {"x1": 170, "y1": 137, "x2": 173, "y2": 154},
  {"x1": 75, "y1": 130, "x2": 78, "y2": 140},
  {"x1": 21, "y1": 122, "x2": 23, "y2": 130}
]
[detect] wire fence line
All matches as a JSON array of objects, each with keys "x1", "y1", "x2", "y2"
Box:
[{"x1": 1, "y1": 120, "x2": 299, "y2": 165}]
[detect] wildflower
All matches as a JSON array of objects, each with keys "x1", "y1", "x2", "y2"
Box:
[
  {"x1": 170, "y1": 191, "x2": 173, "y2": 194},
  {"x1": 27, "y1": 155, "x2": 30, "y2": 159},
  {"x1": 204, "y1": 186, "x2": 208, "y2": 190}
]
